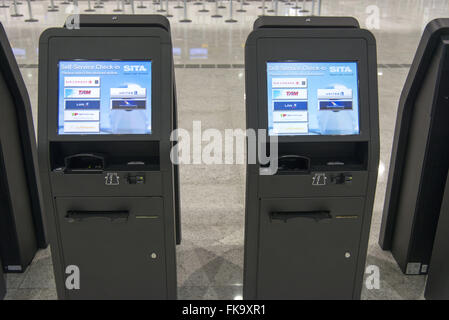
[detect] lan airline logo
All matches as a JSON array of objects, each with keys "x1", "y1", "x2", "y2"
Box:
[
  {"x1": 329, "y1": 66, "x2": 353, "y2": 73},
  {"x1": 124, "y1": 65, "x2": 148, "y2": 72}
]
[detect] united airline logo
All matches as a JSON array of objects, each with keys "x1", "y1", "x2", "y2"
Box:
[
  {"x1": 110, "y1": 87, "x2": 146, "y2": 98},
  {"x1": 124, "y1": 65, "x2": 148, "y2": 72},
  {"x1": 329, "y1": 66, "x2": 353, "y2": 73}
]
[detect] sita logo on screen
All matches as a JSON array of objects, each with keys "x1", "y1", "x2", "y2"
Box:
[
  {"x1": 329, "y1": 66, "x2": 353, "y2": 73},
  {"x1": 123, "y1": 65, "x2": 148, "y2": 72}
]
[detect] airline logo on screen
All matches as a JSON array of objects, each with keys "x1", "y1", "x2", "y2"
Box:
[
  {"x1": 317, "y1": 89, "x2": 353, "y2": 100},
  {"x1": 64, "y1": 77, "x2": 100, "y2": 87},
  {"x1": 110, "y1": 88, "x2": 147, "y2": 98},
  {"x1": 272, "y1": 89, "x2": 307, "y2": 100},
  {"x1": 317, "y1": 88, "x2": 354, "y2": 111},
  {"x1": 64, "y1": 88, "x2": 100, "y2": 99},
  {"x1": 272, "y1": 78, "x2": 307, "y2": 88}
]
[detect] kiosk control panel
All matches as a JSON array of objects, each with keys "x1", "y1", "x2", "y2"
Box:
[
  {"x1": 243, "y1": 16, "x2": 379, "y2": 300},
  {"x1": 38, "y1": 15, "x2": 180, "y2": 299}
]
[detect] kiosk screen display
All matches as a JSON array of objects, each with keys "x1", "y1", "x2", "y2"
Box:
[
  {"x1": 267, "y1": 62, "x2": 360, "y2": 136},
  {"x1": 58, "y1": 60, "x2": 152, "y2": 135}
]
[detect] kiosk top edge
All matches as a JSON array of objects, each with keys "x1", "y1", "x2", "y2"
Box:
[
  {"x1": 425, "y1": 18, "x2": 449, "y2": 36},
  {"x1": 253, "y1": 16, "x2": 360, "y2": 30},
  {"x1": 63, "y1": 14, "x2": 170, "y2": 31}
]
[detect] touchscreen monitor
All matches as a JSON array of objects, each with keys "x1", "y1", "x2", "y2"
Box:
[
  {"x1": 267, "y1": 62, "x2": 359, "y2": 136},
  {"x1": 58, "y1": 60, "x2": 152, "y2": 135}
]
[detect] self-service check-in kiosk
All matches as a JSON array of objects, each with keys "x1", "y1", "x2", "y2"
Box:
[
  {"x1": 0, "y1": 23, "x2": 47, "y2": 273},
  {"x1": 379, "y1": 19, "x2": 449, "y2": 275},
  {"x1": 243, "y1": 17, "x2": 379, "y2": 300},
  {"x1": 38, "y1": 15, "x2": 180, "y2": 299}
]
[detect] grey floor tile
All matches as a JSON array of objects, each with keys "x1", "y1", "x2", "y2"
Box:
[{"x1": 20, "y1": 258, "x2": 56, "y2": 290}]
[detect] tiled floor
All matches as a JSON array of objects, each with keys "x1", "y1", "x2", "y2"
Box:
[{"x1": 1, "y1": 0, "x2": 448, "y2": 300}]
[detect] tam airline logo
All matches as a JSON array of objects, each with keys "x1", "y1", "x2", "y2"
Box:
[
  {"x1": 64, "y1": 88, "x2": 100, "y2": 99},
  {"x1": 272, "y1": 89, "x2": 308, "y2": 100}
]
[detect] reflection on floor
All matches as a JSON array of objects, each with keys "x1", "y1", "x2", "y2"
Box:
[{"x1": 2, "y1": 0, "x2": 445, "y2": 299}]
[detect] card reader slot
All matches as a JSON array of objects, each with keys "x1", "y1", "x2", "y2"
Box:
[
  {"x1": 270, "y1": 210, "x2": 332, "y2": 222},
  {"x1": 65, "y1": 210, "x2": 129, "y2": 223}
]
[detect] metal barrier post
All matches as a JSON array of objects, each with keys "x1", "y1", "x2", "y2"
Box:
[
  {"x1": 211, "y1": 0, "x2": 222, "y2": 17},
  {"x1": 48, "y1": 0, "x2": 59, "y2": 11},
  {"x1": 25, "y1": 0, "x2": 38, "y2": 21},
  {"x1": 299, "y1": 0, "x2": 308, "y2": 12},
  {"x1": 225, "y1": 0, "x2": 237, "y2": 22},
  {"x1": 174, "y1": 0, "x2": 182, "y2": 8},
  {"x1": 199, "y1": 0, "x2": 208, "y2": 12},
  {"x1": 94, "y1": 0, "x2": 104, "y2": 8},
  {"x1": 165, "y1": 0, "x2": 172, "y2": 16},
  {"x1": 11, "y1": 0, "x2": 23, "y2": 16},
  {"x1": 113, "y1": 0, "x2": 122, "y2": 11},
  {"x1": 293, "y1": 0, "x2": 300, "y2": 9},
  {"x1": 237, "y1": 0, "x2": 245, "y2": 12},
  {"x1": 157, "y1": 0, "x2": 165, "y2": 11},
  {"x1": 179, "y1": 0, "x2": 191, "y2": 22},
  {"x1": 85, "y1": 0, "x2": 95, "y2": 11},
  {"x1": 259, "y1": 0, "x2": 266, "y2": 16},
  {"x1": 268, "y1": 0, "x2": 274, "y2": 12}
]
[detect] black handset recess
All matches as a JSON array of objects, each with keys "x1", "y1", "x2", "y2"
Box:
[{"x1": 64, "y1": 153, "x2": 105, "y2": 172}]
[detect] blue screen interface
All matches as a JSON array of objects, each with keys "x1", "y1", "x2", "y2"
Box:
[
  {"x1": 58, "y1": 60, "x2": 152, "y2": 135},
  {"x1": 267, "y1": 62, "x2": 360, "y2": 136}
]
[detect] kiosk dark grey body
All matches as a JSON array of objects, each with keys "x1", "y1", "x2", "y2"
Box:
[
  {"x1": 379, "y1": 19, "x2": 449, "y2": 275},
  {"x1": 243, "y1": 17, "x2": 379, "y2": 299},
  {"x1": 0, "y1": 23, "x2": 47, "y2": 273},
  {"x1": 38, "y1": 15, "x2": 179, "y2": 299}
]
